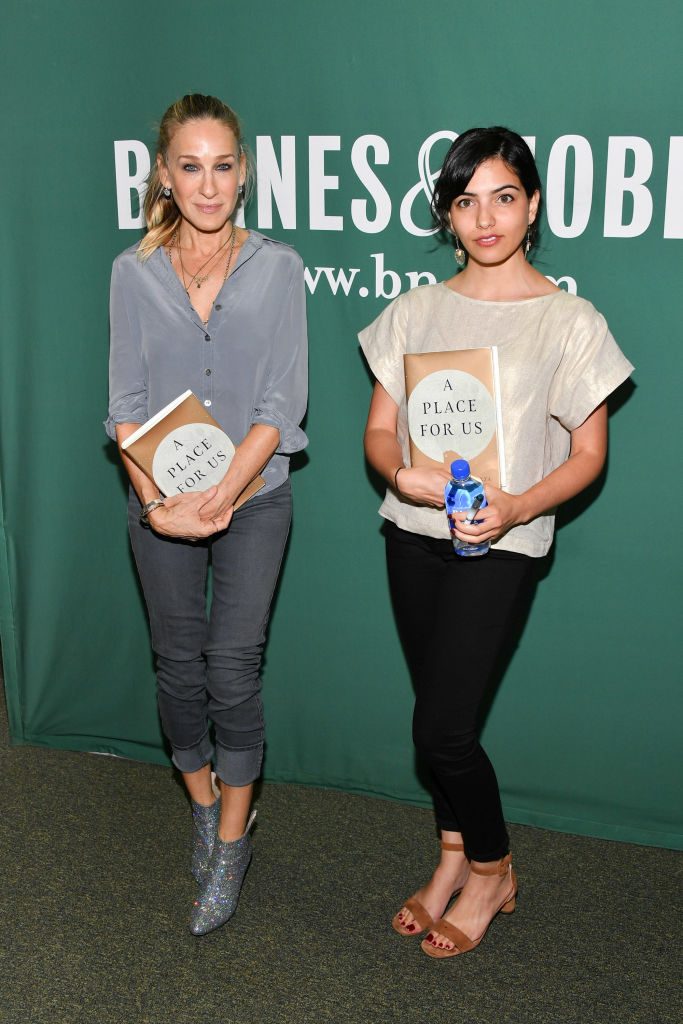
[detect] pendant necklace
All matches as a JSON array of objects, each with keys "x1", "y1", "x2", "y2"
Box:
[
  {"x1": 202, "y1": 228, "x2": 238, "y2": 323},
  {"x1": 171, "y1": 226, "x2": 235, "y2": 291}
]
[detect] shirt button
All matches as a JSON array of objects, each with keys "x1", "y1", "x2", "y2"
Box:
[
  {"x1": 205, "y1": 368, "x2": 211, "y2": 376},
  {"x1": 204, "y1": 333, "x2": 211, "y2": 341},
  {"x1": 214, "y1": 304, "x2": 222, "y2": 311},
  {"x1": 204, "y1": 399, "x2": 212, "y2": 407}
]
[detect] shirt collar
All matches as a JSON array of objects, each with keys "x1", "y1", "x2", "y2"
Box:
[{"x1": 145, "y1": 228, "x2": 263, "y2": 302}]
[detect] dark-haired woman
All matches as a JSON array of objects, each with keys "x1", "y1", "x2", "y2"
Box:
[
  {"x1": 359, "y1": 127, "x2": 632, "y2": 959},
  {"x1": 106, "y1": 95, "x2": 307, "y2": 935}
]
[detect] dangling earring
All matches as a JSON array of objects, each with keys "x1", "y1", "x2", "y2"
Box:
[
  {"x1": 524, "y1": 226, "x2": 532, "y2": 257},
  {"x1": 238, "y1": 184, "x2": 245, "y2": 197},
  {"x1": 454, "y1": 235, "x2": 466, "y2": 267},
  {"x1": 162, "y1": 186, "x2": 171, "y2": 198}
]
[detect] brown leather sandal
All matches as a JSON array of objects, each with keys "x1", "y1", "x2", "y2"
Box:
[
  {"x1": 420, "y1": 852, "x2": 517, "y2": 958},
  {"x1": 391, "y1": 841, "x2": 466, "y2": 937}
]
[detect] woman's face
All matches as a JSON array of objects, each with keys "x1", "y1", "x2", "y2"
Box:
[
  {"x1": 448, "y1": 156, "x2": 539, "y2": 265},
  {"x1": 158, "y1": 119, "x2": 245, "y2": 233}
]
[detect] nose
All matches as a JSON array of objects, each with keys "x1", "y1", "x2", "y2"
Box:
[
  {"x1": 200, "y1": 172, "x2": 219, "y2": 198},
  {"x1": 477, "y1": 202, "x2": 494, "y2": 229}
]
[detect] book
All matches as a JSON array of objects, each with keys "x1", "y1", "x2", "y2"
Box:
[
  {"x1": 403, "y1": 348, "x2": 506, "y2": 488},
  {"x1": 121, "y1": 390, "x2": 265, "y2": 508}
]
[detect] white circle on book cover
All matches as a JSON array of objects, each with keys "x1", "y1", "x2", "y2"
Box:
[
  {"x1": 407, "y1": 369, "x2": 495, "y2": 462},
  {"x1": 153, "y1": 423, "x2": 235, "y2": 494}
]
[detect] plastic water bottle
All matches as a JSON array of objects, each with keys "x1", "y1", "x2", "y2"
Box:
[{"x1": 445, "y1": 459, "x2": 490, "y2": 558}]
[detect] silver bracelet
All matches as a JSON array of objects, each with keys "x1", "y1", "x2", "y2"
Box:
[{"x1": 140, "y1": 497, "x2": 166, "y2": 526}]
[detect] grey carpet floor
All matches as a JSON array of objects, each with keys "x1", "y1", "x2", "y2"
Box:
[{"x1": 0, "y1": 687, "x2": 680, "y2": 1024}]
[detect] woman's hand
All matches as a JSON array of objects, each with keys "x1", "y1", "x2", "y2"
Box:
[
  {"x1": 147, "y1": 487, "x2": 233, "y2": 540},
  {"x1": 197, "y1": 480, "x2": 235, "y2": 523},
  {"x1": 396, "y1": 466, "x2": 452, "y2": 508},
  {"x1": 451, "y1": 483, "x2": 524, "y2": 545},
  {"x1": 194, "y1": 423, "x2": 279, "y2": 523},
  {"x1": 452, "y1": 406, "x2": 610, "y2": 546}
]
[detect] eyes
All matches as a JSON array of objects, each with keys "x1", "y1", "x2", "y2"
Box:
[
  {"x1": 455, "y1": 192, "x2": 515, "y2": 209},
  {"x1": 180, "y1": 162, "x2": 235, "y2": 173}
]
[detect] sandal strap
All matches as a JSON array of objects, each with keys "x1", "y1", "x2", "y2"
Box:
[
  {"x1": 470, "y1": 853, "x2": 512, "y2": 877},
  {"x1": 403, "y1": 896, "x2": 433, "y2": 931},
  {"x1": 440, "y1": 841, "x2": 465, "y2": 852},
  {"x1": 431, "y1": 917, "x2": 476, "y2": 953}
]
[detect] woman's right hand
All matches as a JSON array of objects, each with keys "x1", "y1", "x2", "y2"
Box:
[
  {"x1": 395, "y1": 467, "x2": 452, "y2": 508},
  {"x1": 146, "y1": 487, "x2": 233, "y2": 540}
]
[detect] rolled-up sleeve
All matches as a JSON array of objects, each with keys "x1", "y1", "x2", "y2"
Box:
[
  {"x1": 358, "y1": 292, "x2": 409, "y2": 406},
  {"x1": 548, "y1": 303, "x2": 634, "y2": 432},
  {"x1": 104, "y1": 259, "x2": 148, "y2": 440},
  {"x1": 251, "y1": 258, "x2": 308, "y2": 454}
]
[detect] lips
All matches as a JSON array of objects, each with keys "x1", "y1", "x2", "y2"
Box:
[
  {"x1": 475, "y1": 235, "x2": 500, "y2": 246},
  {"x1": 196, "y1": 204, "x2": 222, "y2": 214}
]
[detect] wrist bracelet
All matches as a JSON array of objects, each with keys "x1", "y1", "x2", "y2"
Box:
[
  {"x1": 393, "y1": 466, "x2": 405, "y2": 492},
  {"x1": 140, "y1": 497, "x2": 165, "y2": 526}
]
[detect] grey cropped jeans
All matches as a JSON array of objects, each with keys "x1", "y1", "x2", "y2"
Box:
[{"x1": 128, "y1": 479, "x2": 292, "y2": 786}]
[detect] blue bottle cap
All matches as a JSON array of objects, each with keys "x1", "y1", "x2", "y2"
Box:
[{"x1": 450, "y1": 459, "x2": 470, "y2": 479}]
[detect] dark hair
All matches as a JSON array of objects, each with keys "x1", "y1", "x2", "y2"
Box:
[{"x1": 431, "y1": 126, "x2": 543, "y2": 252}]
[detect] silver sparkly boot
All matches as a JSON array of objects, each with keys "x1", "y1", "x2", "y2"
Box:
[
  {"x1": 189, "y1": 810, "x2": 256, "y2": 936},
  {"x1": 190, "y1": 798, "x2": 221, "y2": 885}
]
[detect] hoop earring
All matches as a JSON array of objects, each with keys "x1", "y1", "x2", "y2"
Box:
[
  {"x1": 162, "y1": 186, "x2": 172, "y2": 198},
  {"x1": 454, "y1": 235, "x2": 466, "y2": 267},
  {"x1": 525, "y1": 226, "x2": 532, "y2": 257}
]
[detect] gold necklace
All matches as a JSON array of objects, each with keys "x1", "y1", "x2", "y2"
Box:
[
  {"x1": 201, "y1": 229, "x2": 238, "y2": 325},
  {"x1": 171, "y1": 227, "x2": 234, "y2": 291}
]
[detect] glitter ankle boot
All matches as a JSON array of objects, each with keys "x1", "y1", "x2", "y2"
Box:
[
  {"x1": 190, "y1": 798, "x2": 221, "y2": 885},
  {"x1": 189, "y1": 810, "x2": 256, "y2": 936}
]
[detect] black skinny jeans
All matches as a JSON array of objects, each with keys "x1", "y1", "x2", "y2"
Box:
[{"x1": 386, "y1": 522, "x2": 539, "y2": 862}]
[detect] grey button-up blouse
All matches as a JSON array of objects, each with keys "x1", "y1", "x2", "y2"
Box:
[{"x1": 106, "y1": 230, "x2": 308, "y2": 494}]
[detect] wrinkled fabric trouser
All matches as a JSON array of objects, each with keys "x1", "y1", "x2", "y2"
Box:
[{"x1": 128, "y1": 480, "x2": 291, "y2": 786}]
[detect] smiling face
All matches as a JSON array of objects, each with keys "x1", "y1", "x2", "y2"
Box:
[
  {"x1": 158, "y1": 118, "x2": 245, "y2": 234},
  {"x1": 448, "y1": 156, "x2": 540, "y2": 266}
]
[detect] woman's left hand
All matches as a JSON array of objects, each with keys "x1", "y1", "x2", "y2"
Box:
[
  {"x1": 451, "y1": 484, "x2": 524, "y2": 545},
  {"x1": 198, "y1": 482, "x2": 235, "y2": 523}
]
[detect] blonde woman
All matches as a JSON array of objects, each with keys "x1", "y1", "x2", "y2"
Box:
[{"x1": 106, "y1": 94, "x2": 307, "y2": 935}]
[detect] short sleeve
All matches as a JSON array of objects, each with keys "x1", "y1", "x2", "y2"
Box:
[
  {"x1": 251, "y1": 256, "x2": 308, "y2": 454},
  {"x1": 104, "y1": 257, "x2": 148, "y2": 440},
  {"x1": 548, "y1": 303, "x2": 634, "y2": 431},
  {"x1": 358, "y1": 294, "x2": 409, "y2": 404}
]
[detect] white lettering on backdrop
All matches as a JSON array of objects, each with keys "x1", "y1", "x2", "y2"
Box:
[
  {"x1": 604, "y1": 136, "x2": 654, "y2": 237},
  {"x1": 399, "y1": 131, "x2": 457, "y2": 236},
  {"x1": 664, "y1": 137, "x2": 683, "y2": 238},
  {"x1": 308, "y1": 136, "x2": 343, "y2": 231},
  {"x1": 351, "y1": 135, "x2": 392, "y2": 234},
  {"x1": 115, "y1": 132, "x2": 682, "y2": 240},
  {"x1": 545, "y1": 135, "x2": 594, "y2": 239},
  {"x1": 114, "y1": 140, "x2": 150, "y2": 229},
  {"x1": 256, "y1": 136, "x2": 296, "y2": 229}
]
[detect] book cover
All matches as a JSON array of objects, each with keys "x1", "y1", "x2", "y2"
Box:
[
  {"x1": 403, "y1": 348, "x2": 506, "y2": 488},
  {"x1": 121, "y1": 390, "x2": 265, "y2": 509}
]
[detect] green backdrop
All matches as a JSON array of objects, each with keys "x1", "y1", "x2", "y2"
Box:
[{"x1": 1, "y1": 0, "x2": 681, "y2": 849}]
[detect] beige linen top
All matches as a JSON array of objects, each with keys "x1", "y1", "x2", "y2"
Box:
[{"x1": 358, "y1": 283, "x2": 634, "y2": 557}]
